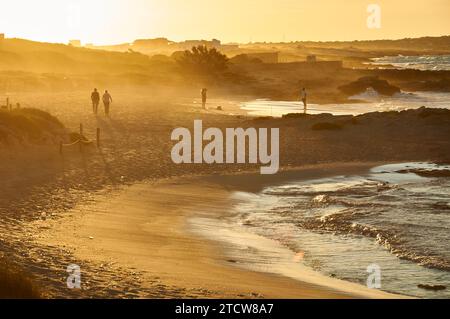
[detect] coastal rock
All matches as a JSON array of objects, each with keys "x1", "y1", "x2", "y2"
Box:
[
  {"x1": 396, "y1": 168, "x2": 450, "y2": 178},
  {"x1": 406, "y1": 78, "x2": 450, "y2": 92},
  {"x1": 417, "y1": 284, "x2": 446, "y2": 291},
  {"x1": 338, "y1": 76, "x2": 401, "y2": 97}
]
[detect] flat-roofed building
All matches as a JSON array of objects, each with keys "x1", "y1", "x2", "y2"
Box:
[{"x1": 69, "y1": 40, "x2": 81, "y2": 47}]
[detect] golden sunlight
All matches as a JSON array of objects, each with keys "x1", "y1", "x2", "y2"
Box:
[{"x1": 0, "y1": 0, "x2": 449, "y2": 44}]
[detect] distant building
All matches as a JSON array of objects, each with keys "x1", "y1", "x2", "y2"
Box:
[
  {"x1": 177, "y1": 39, "x2": 222, "y2": 50},
  {"x1": 0, "y1": 33, "x2": 5, "y2": 40},
  {"x1": 133, "y1": 38, "x2": 173, "y2": 48},
  {"x1": 246, "y1": 52, "x2": 279, "y2": 63},
  {"x1": 69, "y1": 40, "x2": 82, "y2": 47}
]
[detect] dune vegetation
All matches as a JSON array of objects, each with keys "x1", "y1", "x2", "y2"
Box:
[
  {"x1": 0, "y1": 262, "x2": 40, "y2": 299},
  {"x1": 0, "y1": 108, "x2": 65, "y2": 145}
]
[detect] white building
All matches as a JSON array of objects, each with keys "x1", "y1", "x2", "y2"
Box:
[{"x1": 69, "y1": 40, "x2": 82, "y2": 47}]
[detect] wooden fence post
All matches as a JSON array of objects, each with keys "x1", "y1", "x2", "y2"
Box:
[
  {"x1": 96, "y1": 128, "x2": 100, "y2": 148},
  {"x1": 79, "y1": 123, "x2": 84, "y2": 152}
]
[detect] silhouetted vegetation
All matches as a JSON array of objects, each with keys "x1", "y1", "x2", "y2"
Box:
[
  {"x1": 0, "y1": 108, "x2": 65, "y2": 144},
  {"x1": 177, "y1": 45, "x2": 229, "y2": 77},
  {"x1": 338, "y1": 76, "x2": 401, "y2": 96},
  {"x1": 0, "y1": 263, "x2": 40, "y2": 299}
]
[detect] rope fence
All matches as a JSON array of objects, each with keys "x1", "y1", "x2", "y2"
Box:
[{"x1": 60, "y1": 124, "x2": 101, "y2": 155}]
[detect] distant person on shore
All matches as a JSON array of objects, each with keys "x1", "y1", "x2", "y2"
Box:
[
  {"x1": 91, "y1": 88, "x2": 100, "y2": 114},
  {"x1": 201, "y1": 88, "x2": 207, "y2": 109},
  {"x1": 301, "y1": 88, "x2": 307, "y2": 114},
  {"x1": 102, "y1": 90, "x2": 113, "y2": 116}
]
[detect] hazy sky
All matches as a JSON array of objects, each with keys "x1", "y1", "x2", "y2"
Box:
[{"x1": 0, "y1": 0, "x2": 449, "y2": 44}]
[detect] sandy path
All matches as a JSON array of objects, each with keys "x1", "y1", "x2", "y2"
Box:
[{"x1": 30, "y1": 164, "x2": 403, "y2": 299}]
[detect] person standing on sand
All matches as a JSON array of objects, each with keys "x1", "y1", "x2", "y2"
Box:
[
  {"x1": 201, "y1": 88, "x2": 207, "y2": 109},
  {"x1": 91, "y1": 88, "x2": 100, "y2": 114},
  {"x1": 102, "y1": 90, "x2": 113, "y2": 116},
  {"x1": 301, "y1": 88, "x2": 307, "y2": 114}
]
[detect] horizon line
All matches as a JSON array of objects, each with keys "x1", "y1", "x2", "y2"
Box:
[{"x1": 2, "y1": 34, "x2": 450, "y2": 48}]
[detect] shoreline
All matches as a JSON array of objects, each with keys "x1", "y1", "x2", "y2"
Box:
[
  {"x1": 2, "y1": 92, "x2": 448, "y2": 298},
  {"x1": 28, "y1": 162, "x2": 405, "y2": 298},
  {"x1": 196, "y1": 92, "x2": 450, "y2": 118}
]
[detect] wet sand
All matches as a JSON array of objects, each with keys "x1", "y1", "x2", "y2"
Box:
[{"x1": 29, "y1": 164, "x2": 404, "y2": 298}]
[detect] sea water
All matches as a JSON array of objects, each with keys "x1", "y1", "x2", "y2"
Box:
[
  {"x1": 240, "y1": 91, "x2": 450, "y2": 117},
  {"x1": 370, "y1": 55, "x2": 450, "y2": 71},
  {"x1": 192, "y1": 163, "x2": 450, "y2": 298},
  {"x1": 240, "y1": 54, "x2": 450, "y2": 117}
]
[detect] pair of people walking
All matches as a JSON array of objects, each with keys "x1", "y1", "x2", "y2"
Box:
[{"x1": 91, "y1": 89, "x2": 113, "y2": 116}]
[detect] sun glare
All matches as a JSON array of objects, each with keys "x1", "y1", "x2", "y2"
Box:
[{"x1": 0, "y1": 0, "x2": 449, "y2": 44}]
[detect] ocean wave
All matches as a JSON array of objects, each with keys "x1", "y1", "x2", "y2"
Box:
[
  {"x1": 296, "y1": 210, "x2": 450, "y2": 271},
  {"x1": 233, "y1": 162, "x2": 450, "y2": 276},
  {"x1": 371, "y1": 55, "x2": 450, "y2": 71}
]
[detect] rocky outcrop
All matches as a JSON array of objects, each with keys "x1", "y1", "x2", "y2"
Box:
[
  {"x1": 339, "y1": 76, "x2": 401, "y2": 96},
  {"x1": 417, "y1": 284, "x2": 446, "y2": 291},
  {"x1": 0, "y1": 108, "x2": 65, "y2": 145},
  {"x1": 406, "y1": 78, "x2": 450, "y2": 92}
]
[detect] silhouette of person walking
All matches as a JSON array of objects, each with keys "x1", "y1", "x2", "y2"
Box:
[
  {"x1": 201, "y1": 88, "x2": 207, "y2": 109},
  {"x1": 91, "y1": 88, "x2": 100, "y2": 114},
  {"x1": 301, "y1": 88, "x2": 307, "y2": 114},
  {"x1": 102, "y1": 90, "x2": 113, "y2": 116}
]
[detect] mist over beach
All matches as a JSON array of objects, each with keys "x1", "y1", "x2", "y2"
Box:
[{"x1": 0, "y1": 0, "x2": 450, "y2": 305}]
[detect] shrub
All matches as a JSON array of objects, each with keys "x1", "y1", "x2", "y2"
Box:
[
  {"x1": 176, "y1": 45, "x2": 229, "y2": 77},
  {"x1": 0, "y1": 108, "x2": 65, "y2": 143},
  {"x1": 0, "y1": 263, "x2": 40, "y2": 299},
  {"x1": 13, "y1": 108, "x2": 64, "y2": 128}
]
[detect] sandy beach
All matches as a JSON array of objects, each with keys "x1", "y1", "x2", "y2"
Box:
[
  {"x1": 0, "y1": 90, "x2": 449, "y2": 298},
  {"x1": 28, "y1": 163, "x2": 404, "y2": 299}
]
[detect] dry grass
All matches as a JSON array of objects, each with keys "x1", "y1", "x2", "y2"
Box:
[
  {"x1": 0, "y1": 263, "x2": 40, "y2": 299},
  {"x1": 0, "y1": 108, "x2": 65, "y2": 144}
]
